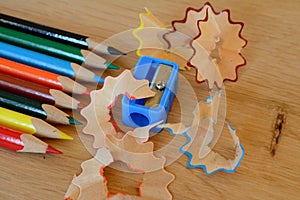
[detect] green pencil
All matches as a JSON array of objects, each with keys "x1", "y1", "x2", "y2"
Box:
[
  {"x1": 0, "y1": 26, "x2": 119, "y2": 70},
  {"x1": 0, "y1": 89, "x2": 82, "y2": 125}
]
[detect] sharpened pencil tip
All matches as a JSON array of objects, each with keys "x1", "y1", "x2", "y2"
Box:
[
  {"x1": 68, "y1": 116, "x2": 83, "y2": 125},
  {"x1": 46, "y1": 145, "x2": 63, "y2": 154},
  {"x1": 107, "y1": 46, "x2": 126, "y2": 55},
  {"x1": 59, "y1": 131, "x2": 73, "y2": 140},
  {"x1": 93, "y1": 75, "x2": 105, "y2": 84},
  {"x1": 105, "y1": 61, "x2": 120, "y2": 70},
  {"x1": 83, "y1": 89, "x2": 91, "y2": 95},
  {"x1": 78, "y1": 102, "x2": 86, "y2": 110}
]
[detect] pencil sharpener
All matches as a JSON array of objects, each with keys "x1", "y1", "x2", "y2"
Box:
[{"x1": 122, "y1": 56, "x2": 179, "y2": 132}]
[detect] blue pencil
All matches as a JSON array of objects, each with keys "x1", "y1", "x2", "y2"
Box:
[{"x1": 0, "y1": 41, "x2": 104, "y2": 83}]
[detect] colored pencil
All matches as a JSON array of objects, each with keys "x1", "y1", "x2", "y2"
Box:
[
  {"x1": 0, "y1": 26, "x2": 119, "y2": 70},
  {"x1": 0, "y1": 13, "x2": 126, "y2": 56},
  {"x1": 0, "y1": 73, "x2": 83, "y2": 109},
  {"x1": 0, "y1": 126, "x2": 62, "y2": 154},
  {"x1": 0, "y1": 107, "x2": 73, "y2": 140},
  {"x1": 0, "y1": 90, "x2": 82, "y2": 125},
  {"x1": 0, "y1": 41, "x2": 105, "y2": 83},
  {"x1": 0, "y1": 57, "x2": 90, "y2": 95}
]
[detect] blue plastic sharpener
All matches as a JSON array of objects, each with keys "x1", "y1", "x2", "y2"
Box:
[{"x1": 122, "y1": 56, "x2": 179, "y2": 132}]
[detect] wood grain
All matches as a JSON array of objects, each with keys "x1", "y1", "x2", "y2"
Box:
[{"x1": 0, "y1": 0, "x2": 299, "y2": 199}]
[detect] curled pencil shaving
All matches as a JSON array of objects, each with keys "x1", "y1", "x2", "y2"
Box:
[
  {"x1": 106, "y1": 133, "x2": 175, "y2": 199},
  {"x1": 168, "y1": 4, "x2": 211, "y2": 42},
  {"x1": 105, "y1": 133, "x2": 165, "y2": 172},
  {"x1": 181, "y1": 95, "x2": 243, "y2": 174},
  {"x1": 159, "y1": 90, "x2": 243, "y2": 174},
  {"x1": 192, "y1": 6, "x2": 220, "y2": 53},
  {"x1": 161, "y1": 3, "x2": 214, "y2": 74},
  {"x1": 64, "y1": 175, "x2": 80, "y2": 200},
  {"x1": 157, "y1": 122, "x2": 189, "y2": 135},
  {"x1": 139, "y1": 167, "x2": 175, "y2": 200},
  {"x1": 182, "y1": 91, "x2": 223, "y2": 161},
  {"x1": 164, "y1": 2, "x2": 247, "y2": 89},
  {"x1": 70, "y1": 148, "x2": 112, "y2": 200},
  {"x1": 129, "y1": 120, "x2": 163, "y2": 143},
  {"x1": 107, "y1": 194, "x2": 142, "y2": 200},
  {"x1": 80, "y1": 70, "x2": 155, "y2": 149},
  {"x1": 189, "y1": 41, "x2": 223, "y2": 89},
  {"x1": 186, "y1": 122, "x2": 244, "y2": 175},
  {"x1": 78, "y1": 69, "x2": 173, "y2": 198},
  {"x1": 157, "y1": 89, "x2": 221, "y2": 137},
  {"x1": 191, "y1": 5, "x2": 247, "y2": 87},
  {"x1": 165, "y1": 3, "x2": 218, "y2": 50},
  {"x1": 206, "y1": 123, "x2": 244, "y2": 174},
  {"x1": 65, "y1": 138, "x2": 174, "y2": 200},
  {"x1": 133, "y1": 8, "x2": 166, "y2": 55},
  {"x1": 133, "y1": 8, "x2": 188, "y2": 70},
  {"x1": 161, "y1": 5, "x2": 211, "y2": 67}
]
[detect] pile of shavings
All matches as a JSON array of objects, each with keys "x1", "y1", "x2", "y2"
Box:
[
  {"x1": 134, "y1": 2, "x2": 247, "y2": 89},
  {"x1": 65, "y1": 2, "x2": 246, "y2": 200}
]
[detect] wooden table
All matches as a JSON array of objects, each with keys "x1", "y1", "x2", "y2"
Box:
[{"x1": 0, "y1": 0, "x2": 299, "y2": 199}]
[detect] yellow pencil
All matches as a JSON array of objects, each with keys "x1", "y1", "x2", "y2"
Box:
[{"x1": 0, "y1": 107, "x2": 73, "y2": 140}]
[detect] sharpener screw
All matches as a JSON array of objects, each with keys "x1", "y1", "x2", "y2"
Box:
[{"x1": 155, "y1": 81, "x2": 166, "y2": 91}]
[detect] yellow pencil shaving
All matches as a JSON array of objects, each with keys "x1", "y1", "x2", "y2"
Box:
[
  {"x1": 133, "y1": 8, "x2": 165, "y2": 57},
  {"x1": 132, "y1": 8, "x2": 187, "y2": 71}
]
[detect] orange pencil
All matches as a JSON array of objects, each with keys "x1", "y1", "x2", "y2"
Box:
[{"x1": 0, "y1": 57, "x2": 89, "y2": 95}]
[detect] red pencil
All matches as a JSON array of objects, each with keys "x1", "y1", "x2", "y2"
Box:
[
  {"x1": 0, "y1": 126, "x2": 62, "y2": 154},
  {"x1": 0, "y1": 73, "x2": 84, "y2": 109}
]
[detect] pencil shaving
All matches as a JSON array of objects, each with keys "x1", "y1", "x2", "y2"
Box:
[
  {"x1": 191, "y1": 6, "x2": 247, "y2": 88},
  {"x1": 133, "y1": 9, "x2": 188, "y2": 70},
  {"x1": 161, "y1": 4, "x2": 212, "y2": 72},
  {"x1": 181, "y1": 92, "x2": 223, "y2": 160},
  {"x1": 107, "y1": 194, "x2": 142, "y2": 200},
  {"x1": 67, "y1": 145, "x2": 174, "y2": 200},
  {"x1": 180, "y1": 95, "x2": 243, "y2": 174},
  {"x1": 130, "y1": 120, "x2": 163, "y2": 142},
  {"x1": 165, "y1": 2, "x2": 247, "y2": 89},
  {"x1": 81, "y1": 70, "x2": 154, "y2": 149},
  {"x1": 139, "y1": 168, "x2": 175, "y2": 200},
  {"x1": 157, "y1": 123, "x2": 189, "y2": 135},
  {"x1": 72, "y1": 148, "x2": 112, "y2": 200},
  {"x1": 169, "y1": 5, "x2": 211, "y2": 41},
  {"x1": 189, "y1": 42, "x2": 223, "y2": 89},
  {"x1": 133, "y1": 8, "x2": 166, "y2": 56},
  {"x1": 186, "y1": 122, "x2": 244, "y2": 175},
  {"x1": 158, "y1": 89, "x2": 243, "y2": 175},
  {"x1": 105, "y1": 133, "x2": 165, "y2": 172},
  {"x1": 64, "y1": 175, "x2": 80, "y2": 200}
]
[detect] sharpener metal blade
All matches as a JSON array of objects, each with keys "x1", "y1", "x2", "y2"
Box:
[{"x1": 144, "y1": 64, "x2": 172, "y2": 108}]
